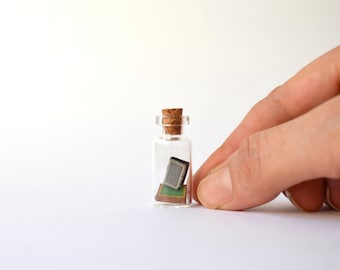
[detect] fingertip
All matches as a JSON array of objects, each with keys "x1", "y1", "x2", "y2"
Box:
[
  {"x1": 284, "y1": 180, "x2": 325, "y2": 212},
  {"x1": 197, "y1": 181, "x2": 215, "y2": 209},
  {"x1": 283, "y1": 190, "x2": 305, "y2": 211},
  {"x1": 197, "y1": 166, "x2": 233, "y2": 209},
  {"x1": 192, "y1": 171, "x2": 203, "y2": 203},
  {"x1": 325, "y1": 180, "x2": 340, "y2": 211}
]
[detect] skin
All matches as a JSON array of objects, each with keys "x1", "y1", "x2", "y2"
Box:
[{"x1": 193, "y1": 46, "x2": 340, "y2": 211}]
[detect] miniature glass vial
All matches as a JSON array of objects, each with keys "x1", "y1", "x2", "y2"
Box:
[{"x1": 152, "y1": 108, "x2": 192, "y2": 207}]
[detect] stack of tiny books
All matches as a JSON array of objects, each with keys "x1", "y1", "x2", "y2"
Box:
[{"x1": 155, "y1": 157, "x2": 189, "y2": 204}]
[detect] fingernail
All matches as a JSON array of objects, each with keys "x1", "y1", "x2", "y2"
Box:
[
  {"x1": 325, "y1": 185, "x2": 340, "y2": 211},
  {"x1": 283, "y1": 190, "x2": 304, "y2": 211},
  {"x1": 197, "y1": 166, "x2": 232, "y2": 209}
]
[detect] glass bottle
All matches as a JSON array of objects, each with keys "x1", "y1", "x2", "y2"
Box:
[{"x1": 152, "y1": 108, "x2": 192, "y2": 207}]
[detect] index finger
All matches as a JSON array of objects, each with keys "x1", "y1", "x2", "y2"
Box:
[{"x1": 193, "y1": 46, "x2": 340, "y2": 202}]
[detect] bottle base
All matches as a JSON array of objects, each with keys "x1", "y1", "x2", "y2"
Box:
[{"x1": 153, "y1": 202, "x2": 192, "y2": 208}]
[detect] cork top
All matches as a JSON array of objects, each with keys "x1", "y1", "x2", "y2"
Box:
[
  {"x1": 162, "y1": 108, "x2": 183, "y2": 118},
  {"x1": 156, "y1": 108, "x2": 189, "y2": 135}
]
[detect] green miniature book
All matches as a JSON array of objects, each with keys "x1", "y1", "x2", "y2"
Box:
[{"x1": 155, "y1": 184, "x2": 187, "y2": 204}]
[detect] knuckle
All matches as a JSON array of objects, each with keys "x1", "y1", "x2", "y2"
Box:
[
  {"x1": 268, "y1": 88, "x2": 292, "y2": 121},
  {"x1": 326, "y1": 130, "x2": 340, "y2": 178},
  {"x1": 234, "y1": 133, "x2": 265, "y2": 191},
  {"x1": 317, "y1": 101, "x2": 340, "y2": 178}
]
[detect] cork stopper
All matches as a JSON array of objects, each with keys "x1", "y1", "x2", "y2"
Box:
[{"x1": 162, "y1": 108, "x2": 183, "y2": 135}]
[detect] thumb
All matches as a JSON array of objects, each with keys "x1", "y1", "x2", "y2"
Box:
[{"x1": 197, "y1": 97, "x2": 340, "y2": 210}]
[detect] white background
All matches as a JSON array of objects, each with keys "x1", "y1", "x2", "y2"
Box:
[{"x1": 0, "y1": 1, "x2": 340, "y2": 269}]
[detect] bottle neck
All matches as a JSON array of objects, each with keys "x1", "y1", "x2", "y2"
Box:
[
  {"x1": 155, "y1": 114, "x2": 189, "y2": 139},
  {"x1": 160, "y1": 126, "x2": 184, "y2": 140}
]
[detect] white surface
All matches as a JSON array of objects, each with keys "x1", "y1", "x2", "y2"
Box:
[
  {"x1": 1, "y1": 1, "x2": 340, "y2": 269},
  {"x1": 1, "y1": 191, "x2": 340, "y2": 270}
]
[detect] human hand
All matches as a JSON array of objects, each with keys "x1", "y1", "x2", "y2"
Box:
[{"x1": 193, "y1": 46, "x2": 340, "y2": 211}]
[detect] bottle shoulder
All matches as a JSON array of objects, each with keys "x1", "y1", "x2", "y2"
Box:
[{"x1": 153, "y1": 136, "x2": 191, "y2": 143}]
